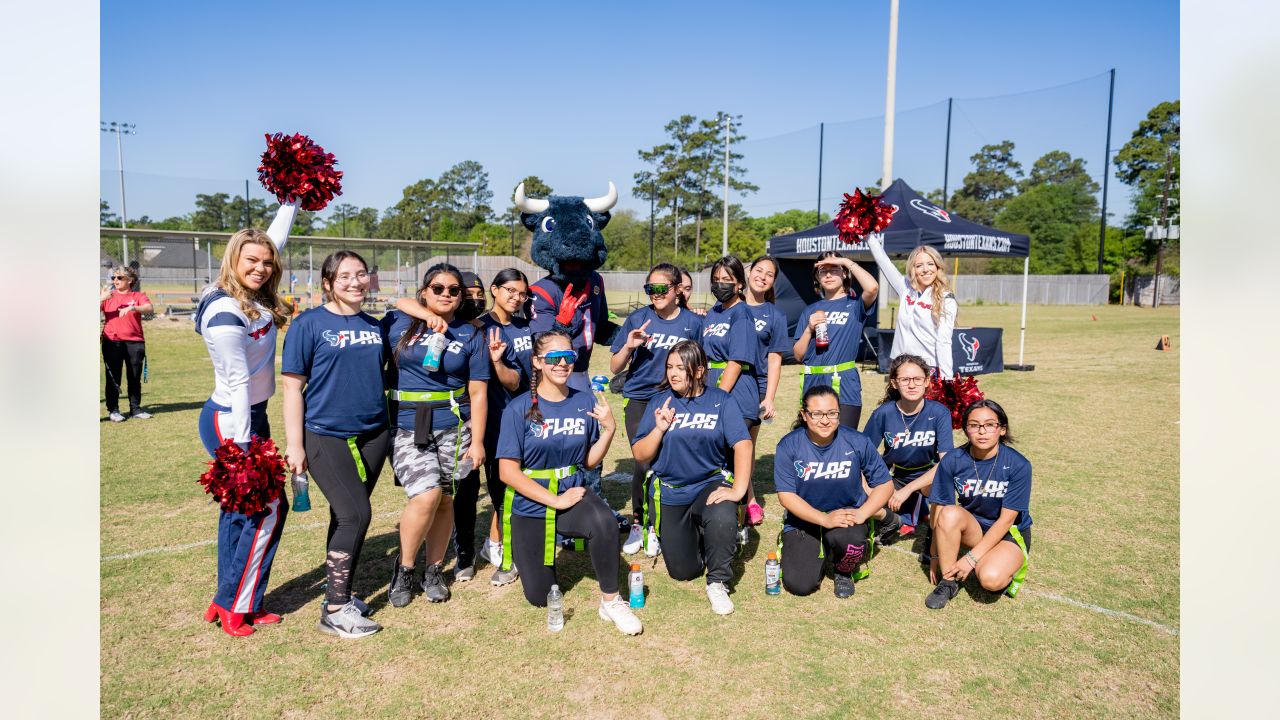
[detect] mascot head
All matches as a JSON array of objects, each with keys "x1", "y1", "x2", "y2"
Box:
[{"x1": 515, "y1": 182, "x2": 617, "y2": 285}]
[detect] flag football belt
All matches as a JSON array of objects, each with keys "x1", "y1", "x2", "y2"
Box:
[
  {"x1": 802, "y1": 360, "x2": 858, "y2": 396},
  {"x1": 390, "y1": 387, "x2": 467, "y2": 492},
  {"x1": 777, "y1": 514, "x2": 876, "y2": 581},
  {"x1": 891, "y1": 461, "x2": 934, "y2": 476},
  {"x1": 644, "y1": 469, "x2": 733, "y2": 555},
  {"x1": 500, "y1": 464, "x2": 579, "y2": 571},
  {"x1": 708, "y1": 360, "x2": 751, "y2": 389},
  {"x1": 1005, "y1": 526, "x2": 1029, "y2": 598}
]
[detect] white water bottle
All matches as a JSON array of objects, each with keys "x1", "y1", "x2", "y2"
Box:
[
  {"x1": 628, "y1": 564, "x2": 645, "y2": 609},
  {"x1": 547, "y1": 584, "x2": 564, "y2": 632}
]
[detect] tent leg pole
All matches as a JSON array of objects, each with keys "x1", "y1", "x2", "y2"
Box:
[{"x1": 1010, "y1": 256, "x2": 1033, "y2": 371}]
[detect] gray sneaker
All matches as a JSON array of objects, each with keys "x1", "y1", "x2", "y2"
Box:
[
  {"x1": 130, "y1": 410, "x2": 153, "y2": 419},
  {"x1": 422, "y1": 563, "x2": 451, "y2": 602},
  {"x1": 453, "y1": 562, "x2": 475, "y2": 584},
  {"x1": 108, "y1": 411, "x2": 126, "y2": 423},
  {"x1": 490, "y1": 564, "x2": 519, "y2": 586},
  {"x1": 317, "y1": 601, "x2": 381, "y2": 639}
]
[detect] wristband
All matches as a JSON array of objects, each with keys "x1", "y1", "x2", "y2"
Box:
[{"x1": 965, "y1": 551, "x2": 978, "y2": 567}]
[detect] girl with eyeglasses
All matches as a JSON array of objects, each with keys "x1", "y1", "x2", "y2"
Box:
[
  {"x1": 494, "y1": 331, "x2": 641, "y2": 634},
  {"x1": 100, "y1": 264, "x2": 154, "y2": 422},
  {"x1": 631, "y1": 340, "x2": 752, "y2": 615},
  {"x1": 923, "y1": 399, "x2": 1032, "y2": 610},
  {"x1": 866, "y1": 237, "x2": 957, "y2": 378},
  {"x1": 741, "y1": 255, "x2": 789, "y2": 526},
  {"x1": 773, "y1": 385, "x2": 893, "y2": 598},
  {"x1": 282, "y1": 250, "x2": 390, "y2": 638},
  {"x1": 792, "y1": 250, "x2": 879, "y2": 429},
  {"x1": 380, "y1": 263, "x2": 489, "y2": 608},
  {"x1": 609, "y1": 263, "x2": 704, "y2": 556},
  {"x1": 861, "y1": 354, "x2": 954, "y2": 548}
]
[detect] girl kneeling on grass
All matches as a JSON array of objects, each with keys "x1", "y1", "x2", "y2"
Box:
[
  {"x1": 631, "y1": 340, "x2": 753, "y2": 616},
  {"x1": 774, "y1": 385, "x2": 893, "y2": 598},
  {"x1": 924, "y1": 399, "x2": 1033, "y2": 610},
  {"x1": 495, "y1": 330, "x2": 641, "y2": 635}
]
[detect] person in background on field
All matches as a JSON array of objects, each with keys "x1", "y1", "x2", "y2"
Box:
[
  {"x1": 495, "y1": 330, "x2": 642, "y2": 634},
  {"x1": 631, "y1": 340, "x2": 752, "y2": 615},
  {"x1": 792, "y1": 250, "x2": 879, "y2": 429},
  {"x1": 774, "y1": 385, "x2": 893, "y2": 598},
  {"x1": 861, "y1": 354, "x2": 953, "y2": 550},
  {"x1": 194, "y1": 226, "x2": 292, "y2": 637},
  {"x1": 101, "y1": 265, "x2": 154, "y2": 422},
  {"x1": 923, "y1": 399, "x2": 1032, "y2": 610},
  {"x1": 866, "y1": 236, "x2": 957, "y2": 378},
  {"x1": 610, "y1": 262, "x2": 704, "y2": 556},
  {"x1": 282, "y1": 250, "x2": 390, "y2": 638},
  {"x1": 741, "y1": 255, "x2": 789, "y2": 526}
]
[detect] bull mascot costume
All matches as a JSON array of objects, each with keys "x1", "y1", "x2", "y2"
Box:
[{"x1": 513, "y1": 180, "x2": 628, "y2": 528}]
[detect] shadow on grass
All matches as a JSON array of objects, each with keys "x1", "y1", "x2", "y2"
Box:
[{"x1": 263, "y1": 530, "x2": 403, "y2": 616}]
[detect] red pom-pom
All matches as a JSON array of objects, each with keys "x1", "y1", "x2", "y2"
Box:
[
  {"x1": 198, "y1": 437, "x2": 287, "y2": 515},
  {"x1": 834, "y1": 188, "x2": 895, "y2": 245},
  {"x1": 257, "y1": 132, "x2": 343, "y2": 212},
  {"x1": 926, "y1": 374, "x2": 986, "y2": 429}
]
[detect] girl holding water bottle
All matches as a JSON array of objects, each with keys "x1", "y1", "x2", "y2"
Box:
[{"x1": 495, "y1": 330, "x2": 642, "y2": 635}]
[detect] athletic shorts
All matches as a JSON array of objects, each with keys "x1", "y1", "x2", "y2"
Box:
[
  {"x1": 1001, "y1": 527, "x2": 1031, "y2": 553},
  {"x1": 390, "y1": 423, "x2": 473, "y2": 499}
]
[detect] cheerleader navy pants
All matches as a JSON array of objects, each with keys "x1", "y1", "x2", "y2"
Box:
[{"x1": 199, "y1": 399, "x2": 287, "y2": 613}]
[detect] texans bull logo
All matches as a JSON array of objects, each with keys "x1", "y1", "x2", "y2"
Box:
[{"x1": 958, "y1": 332, "x2": 980, "y2": 362}]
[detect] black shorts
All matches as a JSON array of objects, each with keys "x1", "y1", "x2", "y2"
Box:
[{"x1": 1001, "y1": 527, "x2": 1031, "y2": 554}]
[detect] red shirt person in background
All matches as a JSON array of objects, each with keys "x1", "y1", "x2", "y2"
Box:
[{"x1": 100, "y1": 265, "x2": 154, "y2": 422}]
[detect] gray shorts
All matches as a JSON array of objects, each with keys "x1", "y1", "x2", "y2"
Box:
[{"x1": 391, "y1": 424, "x2": 472, "y2": 499}]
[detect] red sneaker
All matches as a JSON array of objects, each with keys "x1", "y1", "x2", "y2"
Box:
[
  {"x1": 248, "y1": 611, "x2": 283, "y2": 625},
  {"x1": 899, "y1": 524, "x2": 916, "y2": 538}
]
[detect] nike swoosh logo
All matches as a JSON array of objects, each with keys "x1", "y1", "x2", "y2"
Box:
[
  {"x1": 845, "y1": 451, "x2": 855, "y2": 456},
  {"x1": 714, "y1": 403, "x2": 721, "y2": 407}
]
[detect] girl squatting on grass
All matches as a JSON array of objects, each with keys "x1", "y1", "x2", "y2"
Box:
[
  {"x1": 866, "y1": 236, "x2": 958, "y2": 378},
  {"x1": 774, "y1": 385, "x2": 893, "y2": 598},
  {"x1": 283, "y1": 251, "x2": 391, "y2": 639},
  {"x1": 631, "y1": 340, "x2": 753, "y2": 616},
  {"x1": 382, "y1": 263, "x2": 489, "y2": 607},
  {"x1": 496, "y1": 330, "x2": 642, "y2": 635},
  {"x1": 924, "y1": 399, "x2": 1033, "y2": 610},
  {"x1": 742, "y1": 255, "x2": 791, "y2": 527},
  {"x1": 610, "y1": 262, "x2": 704, "y2": 557},
  {"x1": 792, "y1": 251, "x2": 879, "y2": 430},
  {"x1": 195, "y1": 226, "x2": 292, "y2": 637}
]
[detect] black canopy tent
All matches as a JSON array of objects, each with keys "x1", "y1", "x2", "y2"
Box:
[{"x1": 765, "y1": 179, "x2": 1034, "y2": 369}]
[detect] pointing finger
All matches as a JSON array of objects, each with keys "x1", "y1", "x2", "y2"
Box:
[{"x1": 639, "y1": 319, "x2": 651, "y2": 332}]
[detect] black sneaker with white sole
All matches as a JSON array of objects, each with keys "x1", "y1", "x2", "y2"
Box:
[
  {"x1": 924, "y1": 579, "x2": 960, "y2": 610},
  {"x1": 833, "y1": 573, "x2": 856, "y2": 599},
  {"x1": 421, "y1": 563, "x2": 451, "y2": 602},
  {"x1": 388, "y1": 556, "x2": 416, "y2": 608}
]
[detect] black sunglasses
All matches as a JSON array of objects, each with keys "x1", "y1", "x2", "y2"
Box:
[{"x1": 428, "y1": 284, "x2": 462, "y2": 297}]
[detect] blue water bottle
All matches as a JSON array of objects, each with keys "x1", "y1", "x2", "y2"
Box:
[
  {"x1": 590, "y1": 374, "x2": 609, "y2": 393},
  {"x1": 291, "y1": 472, "x2": 312, "y2": 512},
  {"x1": 628, "y1": 563, "x2": 645, "y2": 609}
]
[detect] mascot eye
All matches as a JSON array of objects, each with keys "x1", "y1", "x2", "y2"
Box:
[
  {"x1": 585, "y1": 215, "x2": 595, "y2": 229},
  {"x1": 540, "y1": 216, "x2": 556, "y2": 233}
]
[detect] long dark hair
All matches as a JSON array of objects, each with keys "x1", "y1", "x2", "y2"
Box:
[
  {"x1": 813, "y1": 250, "x2": 853, "y2": 294},
  {"x1": 394, "y1": 262, "x2": 463, "y2": 365},
  {"x1": 880, "y1": 354, "x2": 933, "y2": 404},
  {"x1": 960, "y1": 399, "x2": 1014, "y2": 446},
  {"x1": 675, "y1": 266, "x2": 691, "y2": 309},
  {"x1": 659, "y1": 339, "x2": 707, "y2": 398},
  {"x1": 792, "y1": 384, "x2": 838, "y2": 430},
  {"x1": 527, "y1": 329, "x2": 572, "y2": 424},
  {"x1": 709, "y1": 255, "x2": 747, "y2": 301},
  {"x1": 489, "y1": 267, "x2": 529, "y2": 297},
  {"x1": 649, "y1": 262, "x2": 681, "y2": 306},
  {"x1": 320, "y1": 249, "x2": 368, "y2": 304},
  {"x1": 748, "y1": 255, "x2": 779, "y2": 303}
]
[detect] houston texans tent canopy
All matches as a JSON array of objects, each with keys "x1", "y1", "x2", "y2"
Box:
[{"x1": 765, "y1": 179, "x2": 1034, "y2": 368}]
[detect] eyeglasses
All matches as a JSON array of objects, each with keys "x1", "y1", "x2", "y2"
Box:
[
  {"x1": 643, "y1": 283, "x2": 672, "y2": 296},
  {"x1": 538, "y1": 350, "x2": 578, "y2": 365},
  {"x1": 335, "y1": 271, "x2": 369, "y2": 287},
  {"x1": 894, "y1": 376, "x2": 927, "y2": 386},
  {"x1": 496, "y1": 285, "x2": 528, "y2": 301},
  {"x1": 817, "y1": 267, "x2": 843, "y2": 276},
  {"x1": 428, "y1": 284, "x2": 462, "y2": 297},
  {"x1": 965, "y1": 421, "x2": 1001, "y2": 433},
  {"x1": 804, "y1": 410, "x2": 841, "y2": 421}
]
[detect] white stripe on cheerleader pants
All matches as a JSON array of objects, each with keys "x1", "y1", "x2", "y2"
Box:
[{"x1": 231, "y1": 497, "x2": 281, "y2": 613}]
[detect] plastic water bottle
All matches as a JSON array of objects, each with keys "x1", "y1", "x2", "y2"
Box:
[
  {"x1": 546, "y1": 584, "x2": 565, "y2": 632},
  {"x1": 291, "y1": 472, "x2": 312, "y2": 512},
  {"x1": 422, "y1": 333, "x2": 448, "y2": 371},
  {"x1": 628, "y1": 564, "x2": 645, "y2": 609},
  {"x1": 815, "y1": 321, "x2": 830, "y2": 349},
  {"x1": 590, "y1": 374, "x2": 609, "y2": 393},
  {"x1": 765, "y1": 552, "x2": 781, "y2": 595},
  {"x1": 455, "y1": 454, "x2": 475, "y2": 480}
]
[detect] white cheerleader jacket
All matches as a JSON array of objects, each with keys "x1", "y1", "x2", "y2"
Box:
[{"x1": 867, "y1": 235, "x2": 958, "y2": 378}]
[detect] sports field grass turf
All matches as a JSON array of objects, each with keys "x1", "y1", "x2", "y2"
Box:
[{"x1": 100, "y1": 303, "x2": 1179, "y2": 718}]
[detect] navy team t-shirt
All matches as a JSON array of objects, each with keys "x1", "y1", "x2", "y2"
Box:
[
  {"x1": 862, "y1": 399, "x2": 955, "y2": 480},
  {"x1": 282, "y1": 306, "x2": 387, "y2": 437},
  {"x1": 774, "y1": 426, "x2": 892, "y2": 531},
  {"x1": 632, "y1": 386, "x2": 751, "y2": 506},
  {"x1": 381, "y1": 311, "x2": 490, "y2": 432},
  {"x1": 795, "y1": 294, "x2": 876, "y2": 406},
  {"x1": 610, "y1": 306, "x2": 703, "y2": 401},
  {"x1": 496, "y1": 389, "x2": 600, "y2": 519},
  {"x1": 479, "y1": 314, "x2": 533, "y2": 439},
  {"x1": 701, "y1": 300, "x2": 763, "y2": 422},
  {"x1": 928, "y1": 444, "x2": 1033, "y2": 533},
  {"x1": 745, "y1": 300, "x2": 791, "y2": 400}
]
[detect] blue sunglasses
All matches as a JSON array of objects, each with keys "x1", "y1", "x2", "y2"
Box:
[{"x1": 539, "y1": 350, "x2": 578, "y2": 366}]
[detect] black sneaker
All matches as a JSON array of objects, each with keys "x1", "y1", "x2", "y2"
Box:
[
  {"x1": 833, "y1": 573, "x2": 856, "y2": 599},
  {"x1": 388, "y1": 556, "x2": 416, "y2": 608},
  {"x1": 925, "y1": 579, "x2": 960, "y2": 610},
  {"x1": 876, "y1": 513, "x2": 903, "y2": 546},
  {"x1": 421, "y1": 562, "x2": 450, "y2": 603}
]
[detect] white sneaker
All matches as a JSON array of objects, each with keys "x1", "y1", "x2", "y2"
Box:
[
  {"x1": 644, "y1": 528, "x2": 661, "y2": 558},
  {"x1": 599, "y1": 596, "x2": 643, "y2": 635},
  {"x1": 736, "y1": 526, "x2": 749, "y2": 547},
  {"x1": 479, "y1": 539, "x2": 502, "y2": 567},
  {"x1": 706, "y1": 582, "x2": 734, "y2": 615},
  {"x1": 623, "y1": 525, "x2": 644, "y2": 555}
]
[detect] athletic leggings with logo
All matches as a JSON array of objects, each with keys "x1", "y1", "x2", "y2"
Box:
[
  {"x1": 656, "y1": 481, "x2": 739, "y2": 585},
  {"x1": 780, "y1": 519, "x2": 870, "y2": 596},
  {"x1": 510, "y1": 491, "x2": 620, "y2": 607},
  {"x1": 304, "y1": 426, "x2": 389, "y2": 606},
  {"x1": 623, "y1": 398, "x2": 650, "y2": 519}
]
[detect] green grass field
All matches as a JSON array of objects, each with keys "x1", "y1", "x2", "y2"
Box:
[{"x1": 100, "y1": 304, "x2": 1179, "y2": 719}]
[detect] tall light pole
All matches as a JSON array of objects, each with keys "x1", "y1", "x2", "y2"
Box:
[
  {"x1": 880, "y1": 0, "x2": 900, "y2": 189},
  {"x1": 101, "y1": 121, "x2": 136, "y2": 265},
  {"x1": 721, "y1": 112, "x2": 731, "y2": 257}
]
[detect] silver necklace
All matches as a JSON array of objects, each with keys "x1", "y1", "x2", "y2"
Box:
[{"x1": 968, "y1": 447, "x2": 999, "y2": 489}]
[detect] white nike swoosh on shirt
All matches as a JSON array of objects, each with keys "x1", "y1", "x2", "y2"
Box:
[{"x1": 845, "y1": 451, "x2": 855, "y2": 456}]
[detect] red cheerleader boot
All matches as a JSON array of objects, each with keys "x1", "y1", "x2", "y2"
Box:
[
  {"x1": 205, "y1": 602, "x2": 254, "y2": 636},
  {"x1": 202, "y1": 602, "x2": 219, "y2": 623},
  {"x1": 248, "y1": 611, "x2": 282, "y2": 625}
]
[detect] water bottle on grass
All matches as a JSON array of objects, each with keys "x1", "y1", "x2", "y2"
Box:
[
  {"x1": 765, "y1": 552, "x2": 781, "y2": 595},
  {"x1": 628, "y1": 564, "x2": 645, "y2": 609},
  {"x1": 547, "y1": 584, "x2": 564, "y2": 632}
]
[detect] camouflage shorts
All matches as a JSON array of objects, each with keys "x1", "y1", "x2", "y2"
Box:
[{"x1": 391, "y1": 424, "x2": 472, "y2": 499}]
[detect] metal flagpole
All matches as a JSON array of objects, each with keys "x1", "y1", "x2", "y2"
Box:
[
  {"x1": 880, "y1": 0, "x2": 900, "y2": 189},
  {"x1": 816, "y1": 122, "x2": 825, "y2": 224}
]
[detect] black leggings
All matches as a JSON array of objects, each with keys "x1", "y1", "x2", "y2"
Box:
[
  {"x1": 657, "y1": 482, "x2": 738, "y2": 585},
  {"x1": 305, "y1": 426, "x2": 390, "y2": 606},
  {"x1": 510, "y1": 492, "x2": 620, "y2": 606},
  {"x1": 839, "y1": 403, "x2": 862, "y2": 431},
  {"x1": 452, "y1": 468, "x2": 485, "y2": 565},
  {"x1": 780, "y1": 521, "x2": 871, "y2": 596},
  {"x1": 623, "y1": 397, "x2": 650, "y2": 519},
  {"x1": 101, "y1": 337, "x2": 145, "y2": 413}
]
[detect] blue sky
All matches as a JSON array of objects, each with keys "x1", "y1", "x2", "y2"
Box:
[{"x1": 100, "y1": 0, "x2": 1179, "y2": 225}]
